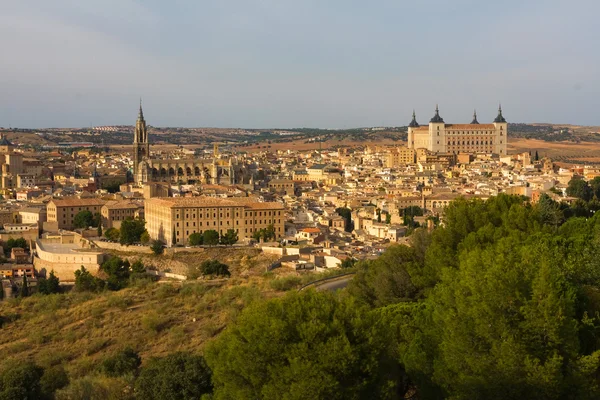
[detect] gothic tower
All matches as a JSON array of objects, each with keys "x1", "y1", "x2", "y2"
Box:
[{"x1": 133, "y1": 100, "x2": 150, "y2": 182}]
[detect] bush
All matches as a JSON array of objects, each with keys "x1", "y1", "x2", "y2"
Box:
[
  {"x1": 104, "y1": 228, "x2": 120, "y2": 241},
  {"x1": 150, "y1": 240, "x2": 164, "y2": 255},
  {"x1": 200, "y1": 260, "x2": 230, "y2": 277},
  {"x1": 134, "y1": 353, "x2": 213, "y2": 400},
  {"x1": 140, "y1": 231, "x2": 151, "y2": 244},
  {"x1": 269, "y1": 276, "x2": 302, "y2": 291},
  {"x1": 101, "y1": 348, "x2": 141, "y2": 377}
]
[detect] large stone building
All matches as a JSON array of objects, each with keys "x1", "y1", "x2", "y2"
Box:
[
  {"x1": 145, "y1": 197, "x2": 285, "y2": 247},
  {"x1": 46, "y1": 198, "x2": 106, "y2": 231},
  {"x1": 387, "y1": 146, "x2": 416, "y2": 167},
  {"x1": 132, "y1": 103, "x2": 247, "y2": 186},
  {"x1": 407, "y1": 106, "x2": 508, "y2": 155}
]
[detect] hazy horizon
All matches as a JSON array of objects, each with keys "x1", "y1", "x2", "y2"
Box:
[{"x1": 2, "y1": 1, "x2": 599, "y2": 129}]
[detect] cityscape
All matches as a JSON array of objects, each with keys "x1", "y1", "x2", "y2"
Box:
[{"x1": 2, "y1": 1, "x2": 600, "y2": 400}]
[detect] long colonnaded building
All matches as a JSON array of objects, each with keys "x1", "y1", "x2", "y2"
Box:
[
  {"x1": 407, "y1": 106, "x2": 508, "y2": 155},
  {"x1": 145, "y1": 197, "x2": 285, "y2": 247}
]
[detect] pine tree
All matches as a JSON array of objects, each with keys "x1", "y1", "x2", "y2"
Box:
[
  {"x1": 97, "y1": 224, "x2": 103, "y2": 237},
  {"x1": 20, "y1": 274, "x2": 29, "y2": 297}
]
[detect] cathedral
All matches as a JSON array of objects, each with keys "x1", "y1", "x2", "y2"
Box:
[
  {"x1": 132, "y1": 103, "x2": 246, "y2": 186},
  {"x1": 407, "y1": 105, "x2": 508, "y2": 155}
]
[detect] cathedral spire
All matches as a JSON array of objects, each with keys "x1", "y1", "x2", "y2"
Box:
[
  {"x1": 471, "y1": 109, "x2": 479, "y2": 124},
  {"x1": 138, "y1": 97, "x2": 144, "y2": 121}
]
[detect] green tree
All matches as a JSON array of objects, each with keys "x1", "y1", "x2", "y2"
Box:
[
  {"x1": 348, "y1": 245, "x2": 421, "y2": 307},
  {"x1": 535, "y1": 150, "x2": 539, "y2": 161},
  {"x1": 119, "y1": 218, "x2": 146, "y2": 245},
  {"x1": 200, "y1": 260, "x2": 230, "y2": 277},
  {"x1": 202, "y1": 230, "x2": 220, "y2": 246},
  {"x1": 20, "y1": 274, "x2": 29, "y2": 297},
  {"x1": 385, "y1": 212, "x2": 392, "y2": 224},
  {"x1": 0, "y1": 362, "x2": 45, "y2": 400},
  {"x1": 567, "y1": 177, "x2": 593, "y2": 201},
  {"x1": 100, "y1": 257, "x2": 131, "y2": 291},
  {"x1": 220, "y1": 229, "x2": 238, "y2": 245},
  {"x1": 73, "y1": 210, "x2": 95, "y2": 229},
  {"x1": 101, "y1": 348, "x2": 141, "y2": 377},
  {"x1": 39, "y1": 365, "x2": 69, "y2": 398},
  {"x1": 97, "y1": 224, "x2": 102, "y2": 237},
  {"x1": 205, "y1": 290, "x2": 408, "y2": 399},
  {"x1": 134, "y1": 353, "x2": 213, "y2": 400},
  {"x1": 37, "y1": 270, "x2": 60, "y2": 295},
  {"x1": 74, "y1": 266, "x2": 105, "y2": 292},
  {"x1": 188, "y1": 232, "x2": 203, "y2": 246},
  {"x1": 104, "y1": 228, "x2": 120, "y2": 241},
  {"x1": 140, "y1": 231, "x2": 150, "y2": 244},
  {"x1": 150, "y1": 240, "x2": 164, "y2": 255}
]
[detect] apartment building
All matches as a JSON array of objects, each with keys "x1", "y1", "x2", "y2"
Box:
[
  {"x1": 47, "y1": 198, "x2": 107, "y2": 230},
  {"x1": 101, "y1": 201, "x2": 144, "y2": 229},
  {"x1": 145, "y1": 197, "x2": 285, "y2": 246}
]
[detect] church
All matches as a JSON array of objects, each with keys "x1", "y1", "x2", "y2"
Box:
[
  {"x1": 407, "y1": 105, "x2": 508, "y2": 155},
  {"x1": 132, "y1": 103, "x2": 246, "y2": 186}
]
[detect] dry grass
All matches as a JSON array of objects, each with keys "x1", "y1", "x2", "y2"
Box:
[{"x1": 0, "y1": 245, "x2": 345, "y2": 378}]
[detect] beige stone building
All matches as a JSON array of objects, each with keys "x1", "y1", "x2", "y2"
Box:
[
  {"x1": 386, "y1": 146, "x2": 416, "y2": 167},
  {"x1": 407, "y1": 106, "x2": 508, "y2": 155},
  {"x1": 101, "y1": 201, "x2": 144, "y2": 229},
  {"x1": 145, "y1": 197, "x2": 285, "y2": 247},
  {"x1": 47, "y1": 198, "x2": 107, "y2": 230}
]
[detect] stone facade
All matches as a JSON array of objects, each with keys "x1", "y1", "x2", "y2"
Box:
[
  {"x1": 145, "y1": 197, "x2": 285, "y2": 247},
  {"x1": 407, "y1": 106, "x2": 508, "y2": 155}
]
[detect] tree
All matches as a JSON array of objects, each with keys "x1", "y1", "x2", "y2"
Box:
[
  {"x1": 200, "y1": 260, "x2": 230, "y2": 277},
  {"x1": 134, "y1": 353, "x2": 213, "y2": 400},
  {"x1": 73, "y1": 210, "x2": 94, "y2": 229},
  {"x1": 151, "y1": 240, "x2": 165, "y2": 255},
  {"x1": 104, "y1": 228, "x2": 120, "y2": 241},
  {"x1": 38, "y1": 270, "x2": 60, "y2": 295},
  {"x1": 385, "y1": 212, "x2": 392, "y2": 224},
  {"x1": 101, "y1": 348, "x2": 141, "y2": 377},
  {"x1": 74, "y1": 266, "x2": 104, "y2": 292},
  {"x1": 131, "y1": 259, "x2": 145, "y2": 274},
  {"x1": 535, "y1": 150, "x2": 539, "y2": 161},
  {"x1": 20, "y1": 274, "x2": 29, "y2": 297},
  {"x1": 264, "y1": 224, "x2": 276, "y2": 241},
  {"x1": 140, "y1": 231, "x2": 150, "y2": 244},
  {"x1": 40, "y1": 365, "x2": 69, "y2": 398},
  {"x1": 347, "y1": 245, "x2": 421, "y2": 307},
  {"x1": 93, "y1": 212, "x2": 101, "y2": 227},
  {"x1": 100, "y1": 257, "x2": 131, "y2": 291},
  {"x1": 220, "y1": 229, "x2": 238, "y2": 245},
  {"x1": 97, "y1": 224, "x2": 102, "y2": 237},
  {"x1": 205, "y1": 290, "x2": 408, "y2": 399},
  {"x1": 4, "y1": 237, "x2": 28, "y2": 256},
  {"x1": 567, "y1": 177, "x2": 593, "y2": 202},
  {"x1": 119, "y1": 218, "x2": 146, "y2": 245},
  {"x1": 188, "y1": 232, "x2": 203, "y2": 246},
  {"x1": 0, "y1": 362, "x2": 44, "y2": 400},
  {"x1": 202, "y1": 230, "x2": 220, "y2": 246}
]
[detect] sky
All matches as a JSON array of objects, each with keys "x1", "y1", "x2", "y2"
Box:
[{"x1": 0, "y1": 0, "x2": 599, "y2": 128}]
